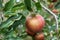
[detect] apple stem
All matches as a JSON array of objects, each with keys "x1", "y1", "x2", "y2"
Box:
[{"x1": 29, "y1": 11, "x2": 36, "y2": 17}]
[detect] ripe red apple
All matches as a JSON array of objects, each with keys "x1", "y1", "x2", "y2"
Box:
[
  {"x1": 35, "y1": 33, "x2": 44, "y2": 40},
  {"x1": 26, "y1": 14, "x2": 45, "y2": 33},
  {"x1": 52, "y1": 9, "x2": 58, "y2": 13},
  {"x1": 26, "y1": 29, "x2": 35, "y2": 36}
]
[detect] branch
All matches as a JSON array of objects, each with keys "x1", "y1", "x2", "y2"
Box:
[
  {"x1": 40, "y1": 3, "x2": 59, "y2": 40},
  {"x1": 40, "y1": 3, "x2": 58, "y2": 30}
]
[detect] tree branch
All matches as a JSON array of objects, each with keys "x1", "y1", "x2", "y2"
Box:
[
  {"x1": 40, "y1": 3, "x2": 58, "y2": 30},
  {"x1": 40, "y1": 3, "x2": 59, "y2": 40}
]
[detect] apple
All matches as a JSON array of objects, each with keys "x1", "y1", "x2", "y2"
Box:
[
  {"x1": 26, "y1": 29, "x2": 35, "y2": 36},
  {"x1": 26, "y1": 14, "x2": 45, "y2": 33},
  {"x1": 52, "y1": 9, "x2": 58, "y2": 13},
  {"x1": 35, "y1": 33, "x2": 44, "y2": 40}
]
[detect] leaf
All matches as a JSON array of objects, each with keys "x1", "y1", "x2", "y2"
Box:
[
  {"x1": 3, "y1": 0, "x2": 15, "y2": 11},
  {"x1": 13, "y1": 3, "x2": 24, "y2": 8},
  {"x1": 55, "y1": 2, "x2": 60, "y2": 9},
  {"x1": 8, "y1": 13, "x2": 26, "y2": 30},
  {"x1": 0, "y1": 0, "x2": 2, "y2": 9},
  {"x1": 35, "y1": 2, "x2": 41, "y2": 10},
  {"x1": 0, "y1": 13, "x2": 22, "y2": 29},
  {"x1": 4, "y1": 11, "x2": 17, "y2": 17},
  {"x1": 24, "y1": 0, "x2": 32, "y2": 11},
  {"x1": 0, "y1": 18, "x2": 15, "y2": 29},
  {"x1": 12, "y1": 3, "x2": 25, "y2": 12}
]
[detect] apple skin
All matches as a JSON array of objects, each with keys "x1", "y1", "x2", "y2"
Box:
[
  {"x1": 26, "y1": 14, "x2": 45, "y2": 33},
  {"x1": 26, "y1": 29, "x2": 35, "y2": 36},
  {"x1": 35, "y1": 33, "x2": 44, "y2": 40}
]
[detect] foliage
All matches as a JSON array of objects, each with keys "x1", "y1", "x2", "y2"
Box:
[{"x1": 0, "y1": 0, "x2": 60, "y2": 40}]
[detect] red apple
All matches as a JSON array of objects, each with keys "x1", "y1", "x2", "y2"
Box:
[
  {"x1": 52, "y1": 9, "x2": 58, "y2": 13},
  {"x1": 26, "y1": 14, "x2": 45, "y2": 33},
  {"x1": 26, "y1": 29, "x2": 35, "y2": 36},
  {"x1": 35, "y1": 33, "x2": 44, "y2": 40}
]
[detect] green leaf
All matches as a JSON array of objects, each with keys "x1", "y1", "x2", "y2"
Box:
[
  {"x1": 55, "y1": 2, "x2": 60, "y2": 9},
  {"x1": 24, "y1": 0, "x2": 32, "y2": 11},
  {"x1": 13, "y1": 3, "x2": 24, "y2": 8},
  {"x1": 35, "y1": 2, "x2": 41, "y2": 10},
  {"x1": 0, "y1": 13, "x2": 22, "y2": 29},
  {"x1": 12, "y1": 3, "x2": 25, "y2": 12},
  {"x1": 4, "y1": 11, "x2": 17, "y2": 17},
  {"x1": 0, "y1": 18, "x2": 15, "y2": 29},
  {"x1": 3, "y1": 0, "x2": 15, "y2": 11},
  {"x1": 0, "y1": 0, "x2": 2, "y2": 9},
  {"x1": 8, "y1": 13, "x2": 26, "y2": 30}
]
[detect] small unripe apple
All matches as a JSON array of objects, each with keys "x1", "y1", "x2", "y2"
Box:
[
  {"x1": 26, "y1": 29, "x2": 35, "y2": 36},
  {"x1": 35, "y1": 33, "x2": 44, "y2": 40},
  {"x1": 52, "y1": 9, "x2": 58, "y2": 13},
  {"x1": 26, "y1": 14, "x2": 45, "y2": 33}
]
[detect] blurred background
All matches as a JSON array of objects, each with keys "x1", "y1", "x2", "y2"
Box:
[{"x1": 0, "y1": 0, "x2": 60, "y2": 40}]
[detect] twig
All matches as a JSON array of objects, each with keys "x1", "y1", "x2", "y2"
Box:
[
  {"x1": 40, "y1": 3, "x2": 59, "y2": 40},
  {"x1": 40, "y1": 3, "x2": 58, "y2": 29}
]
